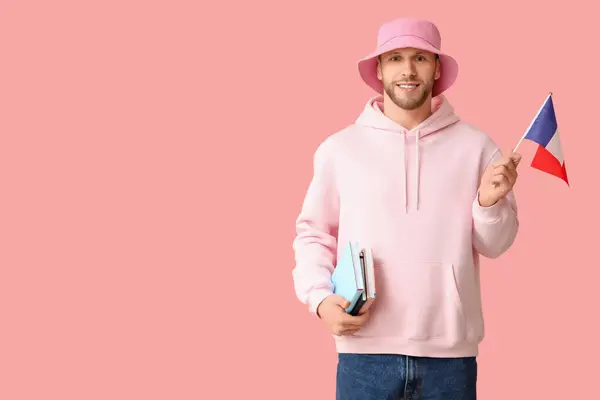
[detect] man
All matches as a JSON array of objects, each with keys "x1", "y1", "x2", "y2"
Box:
[{"x1": 292, "y1": 17, "x2": 520, "y2": 399}]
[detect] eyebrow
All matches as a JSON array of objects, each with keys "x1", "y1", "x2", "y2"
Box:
[{"x1": 388, "y1": 51, "x2": 429, "y2": 56}]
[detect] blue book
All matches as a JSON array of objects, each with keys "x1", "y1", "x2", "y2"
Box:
[{"x1": 332, "y1": 241, "x2": 376, "y2": 315}]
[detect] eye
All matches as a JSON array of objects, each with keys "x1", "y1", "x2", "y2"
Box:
[
  {"x1": 390, "y1": 55, "x2": 400, "y2": 61},
  {"x1": 415, "y1": 55, "x2": 426, "y2": 61}
]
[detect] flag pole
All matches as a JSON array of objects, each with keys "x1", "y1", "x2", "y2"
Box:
[{"x1": 513, "y1": 92, "x2": 553, "y2": 153}]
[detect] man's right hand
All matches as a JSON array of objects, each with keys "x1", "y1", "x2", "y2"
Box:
[{"x1": 316, "y1": 294, "x2": 370, "y2": 336}]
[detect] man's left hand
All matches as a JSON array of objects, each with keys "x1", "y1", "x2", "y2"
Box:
[{"x1": 478, "y1": 152, "x2": 522, "y2": 207}]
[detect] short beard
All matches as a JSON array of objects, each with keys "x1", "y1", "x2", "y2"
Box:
[{"x1": 383, "y1": 81, "x2": 433, "y2": 111}]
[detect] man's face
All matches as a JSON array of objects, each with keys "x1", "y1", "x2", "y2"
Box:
[{"x1": 377, "y1": 48, "x2": 440, "y2": 110}]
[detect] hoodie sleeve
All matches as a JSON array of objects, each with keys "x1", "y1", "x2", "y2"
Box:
[
  {"x1": 472, "y1": 148, "x2": 519, "y2": 259},
  {"x1": 292, "y1": 138, "x2": 339, "y2": 316}
]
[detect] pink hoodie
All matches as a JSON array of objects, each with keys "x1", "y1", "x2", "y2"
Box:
[{"x1": 292, "y1": 95, "x2": 519, "y2": 358}]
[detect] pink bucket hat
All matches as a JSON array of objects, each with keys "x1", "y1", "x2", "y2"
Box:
[{"x1": 358, "y1": 18, "x2": 459, "y2": 97}]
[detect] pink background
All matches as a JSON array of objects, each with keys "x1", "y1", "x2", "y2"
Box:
[{"x1": 1, "y1": 0, "x2": 597, "y2": 398}]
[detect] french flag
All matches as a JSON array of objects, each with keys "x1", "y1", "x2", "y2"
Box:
[{"x1": 517, "y1": 93, "x2": 569, "y2": 186}]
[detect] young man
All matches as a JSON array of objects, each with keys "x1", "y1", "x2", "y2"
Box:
[{"x1": 292, "y1": 17, "x2": 521, "y2": 399}]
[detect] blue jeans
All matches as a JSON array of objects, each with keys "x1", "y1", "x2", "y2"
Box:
[{"x1": 336, "y1": 353, "x2": 477, "y2": 400}]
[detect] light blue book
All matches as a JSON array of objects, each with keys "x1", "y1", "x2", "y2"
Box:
[{"x1": 332, "y1": 241, "x2": 376, "y2": 315}]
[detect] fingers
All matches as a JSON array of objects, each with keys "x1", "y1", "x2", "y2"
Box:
[
  {"x1": 493, "y1": 166, "x2": 516, "y2": 183},
  {"x1": 334, "y1": 326, "x2": 360, "y2": 336},
  {"x1": 350, "y1": 312, "x2": 370, "y2": 332},
  {"x1": 494, "y1": 160, "x2": 517, "y2": 177},
  {"x1": 331, "y1": 295, "x2": 351, "y2": 310},
  {"x1": 494, "y1": 166, "x2": 517, "y2": 184},
  {"x1": 491, "y1": 176, "x2": 508, "y2": 191},
  {"x1": 341, "y1": 326, "x2": 362, "y2": 335},
  {"x1": 492, "y1": 152, "x2": 522, "y2": 188},
  {"x1": 491, "y1": 171, "x2": 513, "y2": 190},
  {"x1": 335, "y1": 310, "x2": 367, "y2": 327},
  {"x1": 491, "y1": 168, "x2": 509, "y2": 188},
  {"x1": 335, "y1": 320, "x2": 364, "y2": 334},
  {"x1": 332, "y1": 310, "x2": 370, "y2": 336},
  {"x1": 357, "y1": 305, "x2": 370, "y2": 315},
  {"x1": 511, "y1": 152, "x2": 523, "y2": 166},
  {"x1": 493, "y1": 152, "x2": 522, "y2": 172}
]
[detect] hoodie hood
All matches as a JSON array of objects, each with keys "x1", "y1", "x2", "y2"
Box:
[{"x1": 355, "y1": 95, "x2": 461, "y2": 212}]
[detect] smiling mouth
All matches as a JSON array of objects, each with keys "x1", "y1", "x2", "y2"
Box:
[{"x1": 396, "y1": 83, "x2": 420, "y2": 90}]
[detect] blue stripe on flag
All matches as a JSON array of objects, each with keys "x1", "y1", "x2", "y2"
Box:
[{"x1": 523, "y1": 96, "x2": 558, "y2": 147}]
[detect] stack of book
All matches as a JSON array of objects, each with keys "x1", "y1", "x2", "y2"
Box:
[{"x1": 331, "y1": 241, "x2": 376, "y2": 316}]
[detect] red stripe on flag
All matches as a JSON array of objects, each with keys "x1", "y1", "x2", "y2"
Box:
[{"x1": 531, "y1": 145, "x2": 569, "y2": 185}]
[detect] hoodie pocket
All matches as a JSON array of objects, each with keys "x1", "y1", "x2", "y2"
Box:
[
  {"x1": 354, "y1": 261, "x2": 475, "y2": 344},
  {"x1": 398, "y1": 262, "x2": 468, "y2": 342}
]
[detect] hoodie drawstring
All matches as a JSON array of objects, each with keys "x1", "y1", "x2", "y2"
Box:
[
  {"x1": 415, "y1": 130, "x2": 420, "y2": 211},
  {"x1": 403, "y1": 129, "x2": 420, "y2": 213},
  {"x1": 354, "y1": 95, "x2": 460, "y2": 214},
  {"x1": 402, "y1": 133, "x2": 407, "y2": 213}
]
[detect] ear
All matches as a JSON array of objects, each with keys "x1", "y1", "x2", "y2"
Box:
[
  {"x1": 376, "y1": 59, "x2": 382, "y2": 80},
  {"x1": 434, "y1": 58, "x2": 441, "y2": 80}
]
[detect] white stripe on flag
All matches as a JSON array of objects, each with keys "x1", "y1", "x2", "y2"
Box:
[{"x1": 546, "y1": 129, "x2": 564, "y2": 165}]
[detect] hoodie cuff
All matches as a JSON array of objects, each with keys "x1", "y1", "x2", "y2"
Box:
[
  {"x1": 308, "y1": 288, "x2": 334, "y2": 317},
  {"x1": 472, "y1": 191, "x2": 506, "y2": 223}
]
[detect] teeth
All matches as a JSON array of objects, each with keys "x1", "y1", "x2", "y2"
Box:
[{"x1": 398, "y1": 84, "x2": 416, "y2": 88}]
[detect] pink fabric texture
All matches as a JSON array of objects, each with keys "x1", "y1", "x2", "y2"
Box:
[{"x1": 292, "y1": 95, "x2": 519, "y2": 358}]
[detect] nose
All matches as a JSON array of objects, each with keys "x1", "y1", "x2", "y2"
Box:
[{"x1": 401, "y1": 60, "x2": 417, "y2": 78}]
